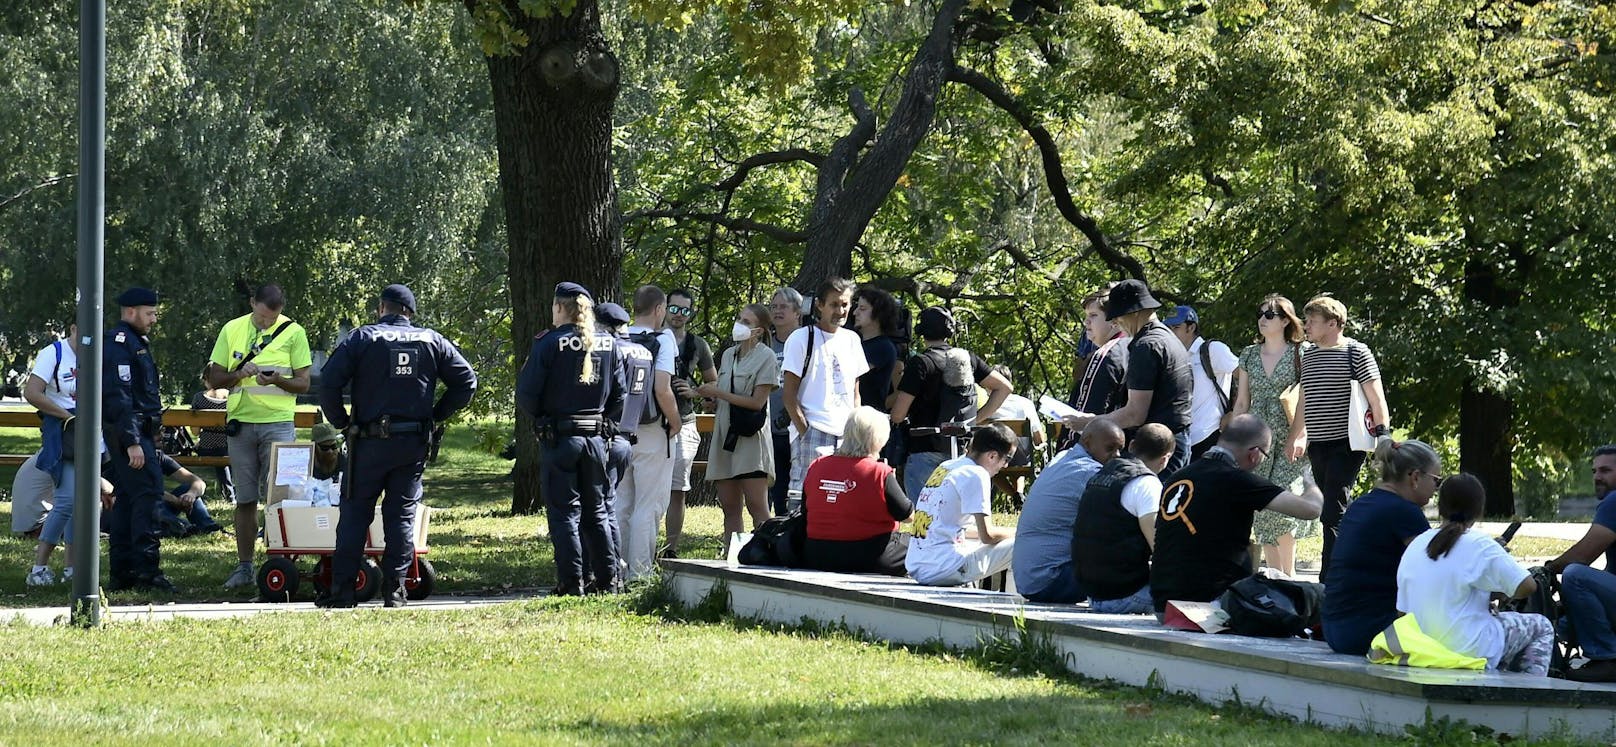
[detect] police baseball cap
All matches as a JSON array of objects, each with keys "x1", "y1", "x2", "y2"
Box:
[
  {"x1": 311, "y1": 422, "x2": 343, "y2": 445},
  {"x1": 1161, "y1": 305, "x2": 1198, "y2": 327},
  {"x1": 554, "y1": 282, "x2": 593, "y2": 302},
  {"x1": 116, "y1": 287, "x2": 159, "y2": 307},
  {"x1": 597, "y1": 302, "x2": 631, "y2": 326},
  {"x1": 380, "y1": 284, "x2": 416, "y2": 313}
]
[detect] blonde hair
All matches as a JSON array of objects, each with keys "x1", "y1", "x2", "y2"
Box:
[
  {"x1": 1303, "y1": 295, "x2": 1348, "y2": 326},
  {"x1": 836, "y1": 407, "x2": 891, "y2": 458},
  {"x1": 557, "y1": 294, "x2": 599, "y2": 384}
]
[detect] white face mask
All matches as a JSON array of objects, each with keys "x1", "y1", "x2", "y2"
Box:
[{"x1": 731, "y1": 322, "x2": 755, "y2": 342}]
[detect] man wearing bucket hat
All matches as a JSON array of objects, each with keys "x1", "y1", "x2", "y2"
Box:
[
  {"x1": 1067, "y1": 279, "x2": 1194, "y2": 474},
  {"x1": 309, "y1": 422, "x2": 347, "y2": 484},
  {"x1": 317, "y1": 283, "x2": 477, "y2": 607}
]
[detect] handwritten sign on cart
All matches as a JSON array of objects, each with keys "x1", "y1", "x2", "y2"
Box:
[{"x1": 266, "y1": 442, "x2": 314, "y2": 504}]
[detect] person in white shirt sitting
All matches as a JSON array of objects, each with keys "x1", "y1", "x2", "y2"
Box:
[{"x1": 905, "y1": 423, "x2": 1017, "y2": 588}]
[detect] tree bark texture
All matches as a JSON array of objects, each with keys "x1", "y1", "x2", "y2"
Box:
[
  {"x1": 792, "y1": 0, "x2": 969, "y2": 291},
  {"x1": 1461, "y1": 256, "x2": 1517, "y2": 517},
  {"x1": 481, "y1": 0, "x2": 622, "y2": 514}
]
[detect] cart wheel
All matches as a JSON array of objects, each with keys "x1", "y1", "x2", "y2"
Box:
[
  {"x1": 257, "y1": 558, "x2": 300, "y2": 603},
  {"x1": 354, "y1": 559, "x2": 382, "y2": 603},
  {"x1": 311, "y1": 557, "x2": 332, "y2": 595},
  {"x1": 405, "y1": 559, "x2": 437, "y2": 601}
]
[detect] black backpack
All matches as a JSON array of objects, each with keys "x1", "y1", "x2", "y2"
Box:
[
  {"x1": 738, "y1": 512, "x2": 806, "y2": 568},
  {"x1": 1219, "y1": 574, "x2": 1325, "y2": 638},
  {"x1": 926, "y1": 347, "x2": 978, "y2": 427},
  {"x1": 627, "y1": 330, "x2": 665, "y2": 425}
]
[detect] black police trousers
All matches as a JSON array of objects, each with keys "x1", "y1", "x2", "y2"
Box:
[
  {"x1": 331, "y1": 436, "x2": 428, "y2": 592},
  {"x1": 108, "y1": 435, "x2": 164, "y2": 582},
  {"x1": 541, "y1": 434, "x2": 617, "y2": 593}
]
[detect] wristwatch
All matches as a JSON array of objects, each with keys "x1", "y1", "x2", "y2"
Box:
[{"x1": 1370, "y1": 424, "x2": 1390, "y2": 437}]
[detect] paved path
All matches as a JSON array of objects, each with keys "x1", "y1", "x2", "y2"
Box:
[{"x1": 2, "y1": 591, "x2": 542, "y2": 627}]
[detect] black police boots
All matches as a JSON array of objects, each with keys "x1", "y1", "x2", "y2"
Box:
[
  {"x1": 315, "y1": 591, "x2": 357, "y2": 609},
  {"x1": 382, "y1": 578, "x2": 407, "y2": 609}
]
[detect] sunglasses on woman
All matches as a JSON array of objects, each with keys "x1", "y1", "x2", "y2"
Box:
[{"x1": 1257, "y1": 310, "x2": 1283, "y2": 320}]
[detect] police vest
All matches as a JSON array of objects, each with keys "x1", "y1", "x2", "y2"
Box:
[
  {"x1": 615, "y1": 337, "x2": 656, "y2": 430},
  {"x1": 1072, "y1": 456, "x2": 1155, "y2": 601}
]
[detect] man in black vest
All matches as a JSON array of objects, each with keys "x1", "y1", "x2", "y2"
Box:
[{"x1": 1072, "y1": 424, "x2": 1176, "y2": 614}]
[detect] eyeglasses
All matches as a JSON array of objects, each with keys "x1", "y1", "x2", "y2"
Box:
[
  {"x1": 1257, "y1": 310, "x2": 1283, "y2": 321},
  {"x1": 318, "y1": 443, "x2": 342, "y2": 452},
  {"x1": 1252, "y1": 444, "x2": 1270, "y2": 459},
  {"x1": 667, "y1": 305, "x2": 693, "y2": 317},
  {"x1": 1423, "y1": 471, "x2": 1445, "y2": 488}
]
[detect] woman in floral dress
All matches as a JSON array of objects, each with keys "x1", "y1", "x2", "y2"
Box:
[{"x1": 1231, "y1": 294, "x2": 1318, "y2": 576}]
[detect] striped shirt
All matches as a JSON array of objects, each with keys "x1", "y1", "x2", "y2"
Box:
[{"x1": 1300, "y1": 338, "x2": 1380, "y2": 442}]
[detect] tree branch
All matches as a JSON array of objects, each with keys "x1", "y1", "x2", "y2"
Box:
[
  {"x1": 713, "y1": 148, "x2": 826, "y2": 193},
  {"x1": 0, "y1": 174, "x2": 75, "y2": 213},
  {"x1": 946, "y1": 66, "x2": 1149, "y2": 282},
  {"x1": 626, "y1": 209, "x2": 808, "y2": 243}
]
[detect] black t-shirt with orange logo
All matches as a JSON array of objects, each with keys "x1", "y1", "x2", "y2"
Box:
[{"x1": 1149, "y1": 449, "x2": 1282, "y2": 612}]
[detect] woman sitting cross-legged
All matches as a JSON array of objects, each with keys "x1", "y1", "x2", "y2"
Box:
[
  {"x1": 1393, "y1": 473, "x2": 1554, "y2": 676},
  {"x1": 801, "y1": 406, "x2": 912, "y2": 575}
]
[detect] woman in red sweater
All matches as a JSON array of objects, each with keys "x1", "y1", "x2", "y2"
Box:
[{"x1": 802, "y1": 406, "x2": 912, "y2": 575}]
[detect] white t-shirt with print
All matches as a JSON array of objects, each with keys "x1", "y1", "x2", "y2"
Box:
[
  {"x1": 1396, "y1": 528, "x2": 1531, "y2": 668},
  {"x1": 906, "y1": 456, "x2": 993, "y2": 582},
  {"x1": 30, "y1": 341, "x2": 78, "y2": 411},
  {"x1": 781, "y1": 324, "x2": 869, "y2": 437}
]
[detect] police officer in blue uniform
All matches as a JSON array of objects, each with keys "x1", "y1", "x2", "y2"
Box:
[
  {"x1": 104, "y1": 287, "x2": 177, "y2": 592},
  {"x1": 517, "y1": 283, "x2": 623, "y2": 595},
  {"x1": 317, "y1": 284, "x2": 477, "y2": 608},
  {"x1": 595, "y1": 302, "x2": 652, "y2": 574}
]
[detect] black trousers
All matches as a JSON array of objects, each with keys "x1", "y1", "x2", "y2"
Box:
[
  {"x1": 768, "y1": 431, "x2": 792, "y2": 515},
  {"x1": 332, "y1": 436, "x2": 428, "y2": 591},
  {"x1": 541, "y1": 434, "x2": 617, "y2": 593},
  {"x1": 1308, "y1": 438, "x2": 1367, "y2": 579},
  {"x1": 108, "y1": 436, "x2": 164, "y2": 581}
]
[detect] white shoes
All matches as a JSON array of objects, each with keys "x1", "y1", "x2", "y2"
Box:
[{"x1": 25, "y1": 567, "x2": 56, "y2": 587}]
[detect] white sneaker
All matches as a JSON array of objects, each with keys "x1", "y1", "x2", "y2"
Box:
[
  {"x1": 224, "y1": 565, "x2": 255, "y2": 589},
  {"x1": 25, "y1": 567, "x2": 56, "y2": 587},
  {"x1": 62, "y1": 567, "x2": 74, "y2": 581}
]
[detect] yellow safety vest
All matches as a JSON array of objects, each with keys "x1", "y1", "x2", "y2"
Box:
[{"x1": 1366, "y1": 615, "x2": 1487, "y2": 670}]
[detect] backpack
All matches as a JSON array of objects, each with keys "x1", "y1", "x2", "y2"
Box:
[
  {"x1": 616, "y1": 338, "x2": 657, "y2": 431},
  {"x1": 738, "y1": 512, "x2": 806, "y2": 568},
  {"x1": 928, "y1": 347, "x2": 978, "y2": 427},
  {"x1": 627, "y1": 330, "x2": 666, "y2": 425},
  {"x1": 1219, "y1": 574, "x2": 1325, "y2": 638}
]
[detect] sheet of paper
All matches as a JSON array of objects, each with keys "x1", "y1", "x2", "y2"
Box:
[
  {"x1": 1038, "y1": 395, "x2": 1082, "y2": 421},
  {"x1": 274, "y1": 446, "x2": 311, "y2": 486}
]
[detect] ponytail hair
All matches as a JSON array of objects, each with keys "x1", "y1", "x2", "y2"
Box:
[
  {"x1": 556, "y1": 294, "x2": 599, "y2": 384},
  {"x1": 1374, "y1": 437, "x2": 1438, "y2": 484},
  {"x1": 1427, "y1": 473, "x2": 1485, "y2": 560}
]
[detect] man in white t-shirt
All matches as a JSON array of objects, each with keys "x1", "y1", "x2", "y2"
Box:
[
  {"x1": 619, "y1": 285, "x2": 683, "y2": 580},
  {"x1": 781, "y1": 277, "x2": 869, "y2": 500},
  {"x1": 906, "y1": 423, "x2": 1018, "y2": 587},
  {"x1": 1071, "y1": 424, "x2": 1175, "y2": 614},
  {"x1": 1163, "y1": 306, "x2": 1238, "y2": 461}
]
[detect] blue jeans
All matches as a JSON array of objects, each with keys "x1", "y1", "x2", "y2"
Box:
[
  {"x1": 1165, "y1": 430, "x2": 1192, "y2": 476},
  {"x1": 41, "y1": 460, "x2": 76, "y2": 546},
  {"x1": 1561, "y1": 564, "x2": 1616, "y2": 660},
  {"x1": 904, "y1": 451, "x2": 948, "y2": 503},
  {"x1": 155, "y1": 488, "x2": 218, "y2": 531},
  {"x1": 1089, "y1": 585, "x2": 1153, "y2": 614}
]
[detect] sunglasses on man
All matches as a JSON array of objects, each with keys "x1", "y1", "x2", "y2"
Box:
[{"x1": 667, "y1": 305, "x2": 694, "y2": 317}]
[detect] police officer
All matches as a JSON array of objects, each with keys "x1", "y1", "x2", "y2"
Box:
[
  {"x1": 516, "y1": 282, "x2": 623, "y2": 595},
  {"x1": 104, "y1": 287, "x2": 177, "y2": 592},
  {"x1": 597, "y1": 302, "x2": 652, "y2": 574},
  {"x1": 317, "y1": 284, "x2": 477, "y2": 608}
]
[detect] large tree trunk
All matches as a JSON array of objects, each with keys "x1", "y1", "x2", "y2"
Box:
[
  {"x1": 1461, "y1": 255, "x2": 1517, "y2": 517},
  {"x1": 482, "y1": 0, "x2": 622, "y2": 514},
  {"x1": 792, "y1": 0, "x2": 968, "y2": 290}
]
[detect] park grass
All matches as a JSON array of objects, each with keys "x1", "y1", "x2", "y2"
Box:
[{"x1": 0, "y1": 590, "x2": 1581, "y2": 747}]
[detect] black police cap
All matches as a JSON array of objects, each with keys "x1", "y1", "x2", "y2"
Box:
[
  {"x1": 554, "y1": 282, "x2": 593, "y2": 302},
  {"x1": 116, "y1": 287, "x2": 159, "y2": 308},
  {"x1": 597, "y1": 302, "x2": 631, "y2": 326},
  {"x1": 380, "y1": 284, "x2": 416, "y2": 313}
]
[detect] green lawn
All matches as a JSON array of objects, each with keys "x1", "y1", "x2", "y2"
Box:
[{"x1": 2, "y1": 591, "x2": 1580, "y2": 746}]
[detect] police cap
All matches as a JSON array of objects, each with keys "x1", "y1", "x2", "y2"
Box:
[
  {"x1": 597, "y1": 302, "x2": 631, "y2": 326},
  {"x1": 116, "y1": 287, "x2": 159, "y2": 308},
  {"x1": 380, "y1": 284, "x2": 416, "y2": 313},
  {"x1": 554, "y1": 282, "x2": 593, "y2": 303}
]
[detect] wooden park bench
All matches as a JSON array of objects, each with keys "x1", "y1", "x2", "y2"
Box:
[{"x1": 0, "y1": 405, "x2": 322, "y2": 470}]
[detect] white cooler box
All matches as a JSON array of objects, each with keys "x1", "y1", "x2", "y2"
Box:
[{"x1": 265, "y1": 503, "x2": 432, "y2": 554}]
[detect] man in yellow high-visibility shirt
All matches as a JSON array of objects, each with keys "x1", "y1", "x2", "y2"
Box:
[{"x1": 204, "y1": 284, "x2": 312, "y2": 590}]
